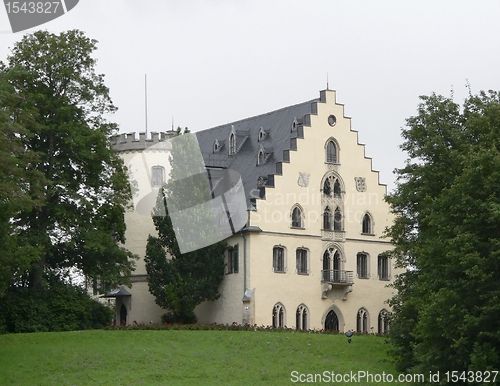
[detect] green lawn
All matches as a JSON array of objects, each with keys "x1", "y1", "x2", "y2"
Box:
[{"x1": 0, "y1": 330, "x2": 409, "y2": 385}]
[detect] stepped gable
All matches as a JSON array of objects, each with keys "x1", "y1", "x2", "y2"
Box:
[{"x1": 195, "y1": 98, "x2": 317, "y2": 204}]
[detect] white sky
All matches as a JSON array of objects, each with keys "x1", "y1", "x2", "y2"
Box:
[{"x1": 1, "y1": 1, "x2": 500, "y2": 192}]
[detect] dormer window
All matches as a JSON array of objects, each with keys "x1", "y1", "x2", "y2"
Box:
[
  {"x1": 213, "y1": 139, "x2": 221, "y2": 153},
  {"x1": 258, "y1": 127, "x2": 267, "y2": 141},
  {"x1": 229, "y1": 132, "x2": 236, "y2": 155},
  {"x1": 291, "y1": 117, "x2": 298, "y2": 131},
  {"x1": 258, "y1": 150, "x2": 265, "y2": 165}
]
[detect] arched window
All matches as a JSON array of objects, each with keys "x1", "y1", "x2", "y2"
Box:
[
  {"x1": 273, "y1": 246, "x2": 285, "y2": 273},
  {"x1": 333, "y1": 207, "x2": 342, "y2": 231},
  {"x1": 357, "y1": 253, "x2": 368, "y2": 279},
  {"x1": 362, "y1": 213, "x2": 372, "y2": 234},
  {"x1": 325, "y1": 310, "x2": 339, "y2": 331},
  {"x1": 296, "y1": 304, "x2": 309, "y2": 330},
  {"x1": 378, "y1": 310, "x2": 390, "y2": 334},
  {"x1": 322, "y1": 175, "x2": 342, "y2": 199},
  {"x1": 326, "y1": 140, "x2": 337, "y2": 163},
  {"x1": 323, "y1": 179, "x2": 331, "y2": 197},
  {"x1": 334, "y1": 180, "x2": 341, "y2": 198},
  {"x1": 291, "y1": 206, "x2": 302, "y2": 228},
  {"x1": 151, "y1": 166, "x2": 165, "y2": 187},
  {"x1": 258, "y1": 150, "x2": 265, "y2": 165},
  {"x1": 357, "y1": 308, "x2": 369, "y2": 333},
  {"x1": 322, "y1": 247, "x2": 342, "y2": 283},
  {"x1": 229, "y1": 132, "x2": 236, "y2": 155},
  {"x1": 272, "y1": 303, "x2": 285, "y2": 328},
  {"x1": 323, "y1": 207, "x2": 332, "y2": 230}
]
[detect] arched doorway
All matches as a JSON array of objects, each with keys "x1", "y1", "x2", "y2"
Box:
[
  {"x1": 120, "y1": 304, "x2": 127, "y2": 325},
  {"x1": 325, "y1": 310, "x2": 339, "y2": 331}
]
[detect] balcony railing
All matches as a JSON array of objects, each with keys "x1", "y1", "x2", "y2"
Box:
[{"x1": 321, "y1": 270, "x2": 354, "y2": 285}]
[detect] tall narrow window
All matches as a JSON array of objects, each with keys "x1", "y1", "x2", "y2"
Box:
[
  {"x1": 258, "y1": 150, "x2": 265, "y2": 165},
  {"x1": 362, "y1": 213, "x2": 372, "y2": 234},
  {"x1": 378, "y1": 310, "x2": 390, "y2": 334},
  {"x1": 151, "y1": 166, "x2": 164, "y2": 187},
  {"x1": 334, "y1": 180, "x2": 341, "y2": 198},
  {"x1": 273, "y1": 246, "x2": 285, "y2": 273},
  {"x1": 357, "y1": 308, "x2": 369, "y2": 333},
  {"x1": 272, "y1": 303, "x2": 285, "y2": 328},
  {"x1": 296, "y1": 248, "x2": 308, "y2": 274},
  {"x1": 229, "y1": 132, "x2": 236, "y2": 155},
  {"x1": 233, "y1": 244, "x2": 239, "y2": 273},
  {"x1": 357, "y1": 253, "x2": 368, "y2": 279},
  {"x1": 333, "y1": 207, "x2": 342, "y2": 231},
  {"x1": 378, "y1": 255, "x2": 389, "y2": 280},
  {"x1": 326, "y1": 140, "x2": 337, "y2": 163},
  {"x1": 323, "y1": 207, "x2": 332, "y2": 230},
  {"x1": 323, "y1": 179, "x2": 331, "y2": 197},
  {"x1": 296, "y1": 305, "x2": 308, "y2": 330},
  {"x1": 291, "y1": 207, "x2": 302, "y2": 228},
  {"x1": 226, "y1": 247, "x2": 234, "y2": 274}
]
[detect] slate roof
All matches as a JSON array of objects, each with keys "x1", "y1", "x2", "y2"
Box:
[{"x1": 195, "y1": 98, "x2": 318, "y2": 206}]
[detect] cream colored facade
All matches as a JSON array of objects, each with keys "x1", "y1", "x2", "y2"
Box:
[{"x1": 111, "y1": 90, "x2": 398, "y2": 332}]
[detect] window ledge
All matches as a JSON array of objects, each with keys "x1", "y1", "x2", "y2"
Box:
[
  {"x1": 290, "y1": 226, "x2": 305, "y2": 230},
  {"x1": 273, "y1": 270, "x2": 286, "y2": 274},
  {"x1": 361, "y1": 233, "x2": 375, "y2": 236},
  {"x1": 297, "y1": 272, "x2": 309, "y2": 276}
]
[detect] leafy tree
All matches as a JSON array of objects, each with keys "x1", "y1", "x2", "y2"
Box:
[
  {"x1": 386, "y1": 90, "x2": 500, "y2": 378},
  {"x1": 0, "y1": 67, "x2": 46, "y2": 296},
  {"x1": 0, "y1": 30, "x2": 135, "y2": 291},
  {"x1": 145, "y1": 133, "x2": 226, "y2": 323}
]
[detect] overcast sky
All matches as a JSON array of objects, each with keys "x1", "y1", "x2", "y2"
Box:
[{"x1": 2, "y1": 1, "x2": 500, "y2": 192}]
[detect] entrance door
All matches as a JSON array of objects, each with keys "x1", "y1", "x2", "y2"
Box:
[
  {"x1": 120, "y1": 304, "x2": 127, "y2": 325},
  {"x1": 325, "y1": 310, "x2": 339, "y2": 331}
]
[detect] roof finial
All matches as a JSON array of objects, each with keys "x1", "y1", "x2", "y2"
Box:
[{"x1": 327, "y1": 73, "x2": 329, "y2": 90}]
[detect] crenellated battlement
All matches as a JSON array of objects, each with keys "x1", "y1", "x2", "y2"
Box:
[{"x1": 111, "y1": 130, "x2": 178, "y2": 152}]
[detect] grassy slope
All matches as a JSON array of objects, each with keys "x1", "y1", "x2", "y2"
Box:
[{"x1": 0, "y1": 330, "x2": 406, "y2": 385}]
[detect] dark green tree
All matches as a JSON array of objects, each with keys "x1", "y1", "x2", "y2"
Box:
[
  {"x1": 145, "y1": 133, "x2": 226, "y2": 323},
  {"x1": 0, "y1": 73, "x2": 45, "y2": 296},
  {"x1": 386, "y1": 90, "x2": 500, "y2": 379},
  {"x1": 0, "y1": 30, "x2": 135, "y2": 291}
]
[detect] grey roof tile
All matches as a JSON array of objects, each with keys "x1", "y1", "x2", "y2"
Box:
[{"x1": 195, "y1": 98, "x2": 317, "y2": 205}]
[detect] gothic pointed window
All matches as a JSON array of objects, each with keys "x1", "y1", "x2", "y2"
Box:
[
  {"x1": 362, "y1": 213, "x2": 372, "y2": 234},
  {"x1": 272, "y1": 303, "x2": 285, "y2": 328},
  {"x1": 258, "y1": 150, "x2": 265, "y2": 165},
  {"x1": 334, "y1": 180, "x2": 341, "y2": 198},
  {"x1": 378, "y1": 310, "x2": 390, "y2": 334},
  {"x1": 323, "y1": 179, "x2": 331, "y2": 197},
  {"x1": 357, "y1": 308, "x2": 369, "y2": 333},
  {"x1": 229, "y1": 132, "x2": 236, "y2": 155},
  {"x1": 291, "y1": 206, "x2": 302, "y2": 228},
  {"x1": 333, "y1": 207, "x2": 342, "y2": 231},
  {"x1": 323, "y1": 207, "x2": 332, "y2": 230},
  {"x1": 326, "y1": 140, "x2": 337, "y2": 163},
  {"x1": 296, "y1": 304, "x2": 308, "y2": 330}
]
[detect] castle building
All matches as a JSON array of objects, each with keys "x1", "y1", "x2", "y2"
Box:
[{"x1": 109, "y1": 89, "x2": 397, "y2": 332}]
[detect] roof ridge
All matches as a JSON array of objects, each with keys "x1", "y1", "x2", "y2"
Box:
[{"x1": 199, "y1": 98, "x2": 318, "y2": 133}]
